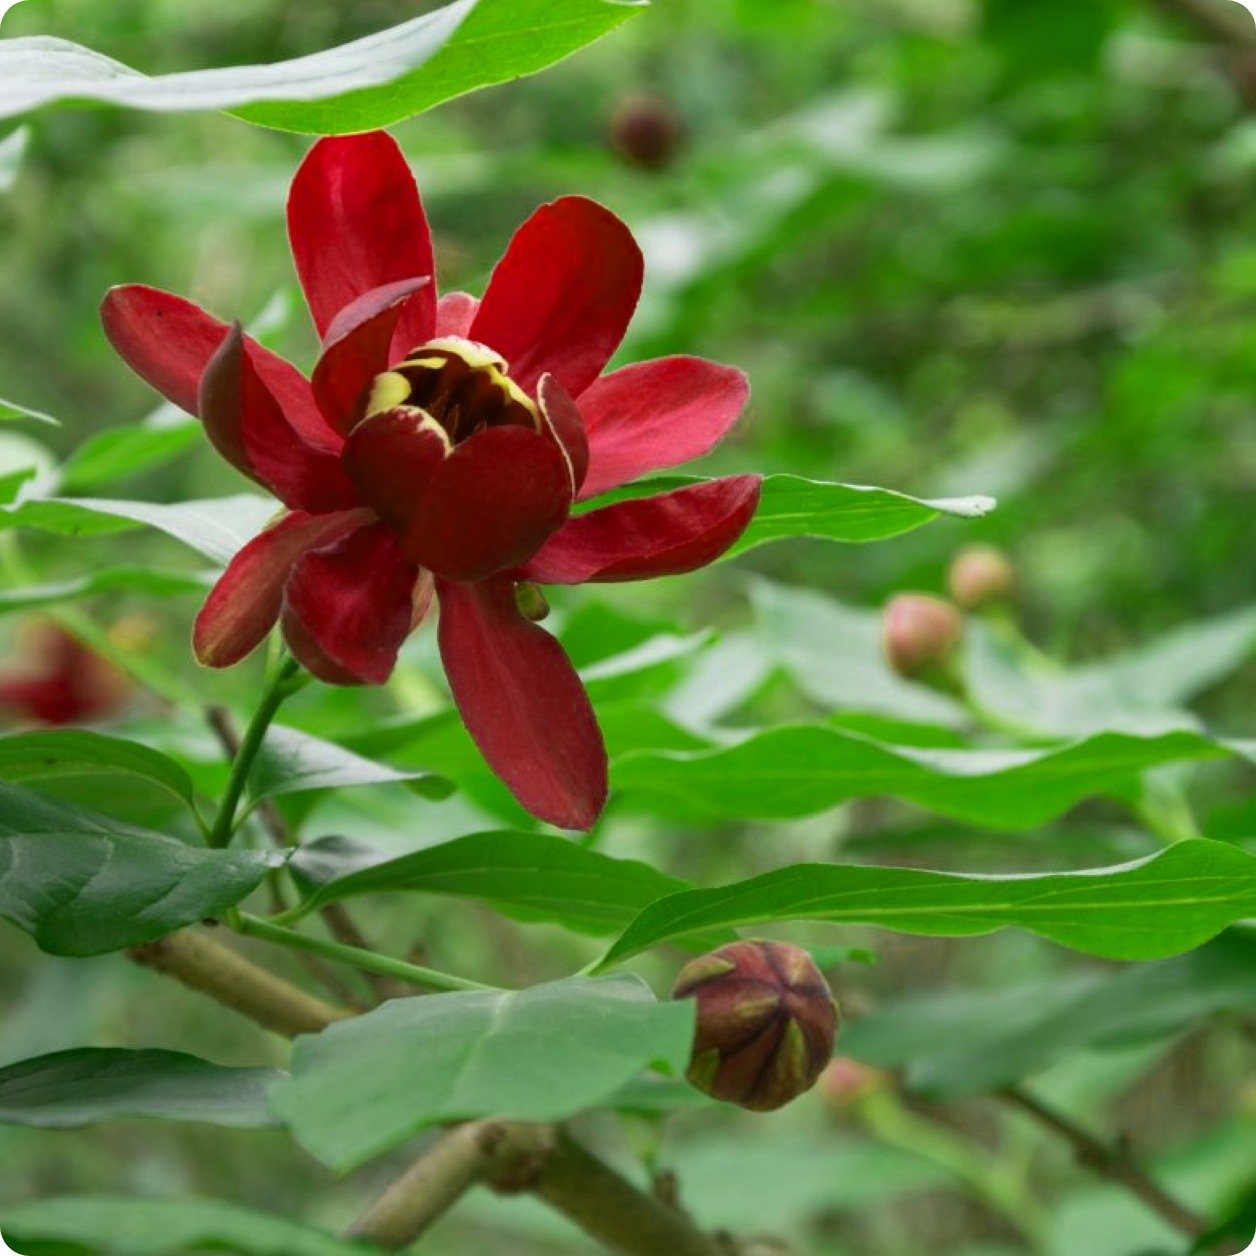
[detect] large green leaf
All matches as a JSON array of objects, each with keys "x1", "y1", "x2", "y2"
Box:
[
  {"x1": 595, "y1": 839, "x2": 1256, "y2": 966},
  {"x1": 0, "y1": 731, "x2": 201, "y2": 816},
  {"x1": 0, "y1": 1196, "x2": 378, "y2": 1256},
  {"x1": 842, "y1": 932, "x2": 1256, "y2": 1098},
  {"x1": 613, "y1": 725, "x2": 1250, "y2": 828},
  {"x1": 287, "y1": 830, "x2": 687, "y2": 936},
  {"x1": 0, "y1": 0, "x2": 643, "y2": 134},
  {"x1": 58, "y1": 419, "x2": 200, "y2": 492},
  {"x1": 0, "y1": 783, "x2": 273, "y2": 955},
  {"x1": 0, "y1": 1048, "x2": 282, "y2": 1129},
  {"x1": 270, "y1": 975, "x2": 694, "y2": 1170},
  {"x1": 0, "y1": 568, "x2": 209, "y2": 613}
]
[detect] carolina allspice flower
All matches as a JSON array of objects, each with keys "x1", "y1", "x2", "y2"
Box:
[
  {"x1": 948, "y1": 544, "x2": 1015, "y2": 610},
  {"x1": 882, "y1": 593, "x2": 963, "y2": 679},
  {"x1": 672, "y1": 940, "x2": 839, "y2": 1112}
]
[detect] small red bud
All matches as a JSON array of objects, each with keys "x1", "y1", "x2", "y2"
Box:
[
  {"x1": 948, "y1": 545, "x2": 1016, "y2": 611},
  {"x1": 882, "y1": 594, "x2": 963, "y2": 679},
  {"x1": 817, "y1": 1056, "x2": 890, "y2": 1114},
  {"x1": 608, "y1": 92, "x2": 684, "y2": 170},
  {"x1": 672, "y1": 941, "x2": 839, "y2": 1112}
]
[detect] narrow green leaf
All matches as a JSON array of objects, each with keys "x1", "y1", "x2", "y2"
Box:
[
  {"x1": 289, "y1": 830, "x2": 687, "y2": 935},
  {"x1": 596, "y1": 839, "x2": 1256, "y2": 967},
  {"x1": 270, "y1": 975, "x2": 694, "y2": 1170},
  {"x1": 0, "y1": 393, "x2": 58, "y2": 425},
  {"x1": 0, "y1": 1048, "x2": 282, "y2": 1129},
  {"x1": 0, "y1": 568, "x2": 209, "y2": 613},
  {"x1": 250, "y1": 725, "x2": 453, "y2": 805},
  {"x1": 59, "y1": 419, "x2": 200, "y2": 492},
  {"x1": 0, "y1": 125, "x2": 29, "y2": 193},
  {"x1": 0, "y1": 1, "x2": 644, "y2": 135},
  {"x1": 0, "y1": 730, "x2": 201, "y2": 816},
  {"x1": 613, "y1": 725, "x2": 1248, "y2": 828},
  {"x1": 0, "y1": 1196, "x2": 378, "y2": 1256},
  {"x1": 0, "y1": 783, "x2": 273, "y2": 955}
]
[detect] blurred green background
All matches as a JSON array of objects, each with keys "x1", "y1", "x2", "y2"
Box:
[{"x1": 1, "y1": 0, "x2": 1254, "y2": 1253}]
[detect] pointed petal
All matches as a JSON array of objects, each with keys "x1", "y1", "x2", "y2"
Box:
[
  {"x1": 342, "y1": 406, "x2": 451, "y2": 533},
  {"x1": 193, "y1": 509, "x2": 370, "y2": 668},
  {"x1": 578, "y1": 357, "x2": 750, "y2": 499},
  {"x1": 469, "y1": 197, "x2": 643, "y2": 398},
  {"x1": 435, "y1": 291, "x2": 480, "y2": 338},
  {"x1": 200, "y1": 324, "x2": 360, "y2": 513},
  {"x1": 282, "y1": 521, "x2": 419, "y2": 686},
  {"x1": 404, "y1": 427, "x2": 571, "y2": 581},
  {"x1": 538, "y1": 374, "x2": 589, "y2": 494},
  {"x1": 311, "y1": 279, "x2": 430, "y2": 435},
  {"x1": 287, "y1": 133, "x2": 436, "y2": 349},
  {"x1": 437, "y1": 577, "x2": 607, "y2": 829},
  {"x1": 523, "y1": 476, "x2": 761, "y2": 584},
  {"x1": 101, "y1": 285, "x2": 337, "y2": 450}
]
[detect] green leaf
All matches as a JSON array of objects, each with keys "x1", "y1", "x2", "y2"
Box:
[
  {"x1": 0, "y1": 568, "x2": 210, "y2": 613},
  {"x1": 58, "y1": 419, "x2": 200, "y2": 492},
  {"x1": 0, "y1": 125, "x2": 29, "y2": 193},
  {"x1": 270, "y1": 975, "x2": 694, "y2": 1170},
  {"x1": 0, "y1": 393, "x2": 57, "y2": 425},
  {"x1": 613, "y1": 725, "x2": 1249, "y2": 828},
  {"x1": 250, "y1": 725, "x2": 453, "y2": 805},
  {"x1": 0, "y1": 1196, "x2": 379, "y2": 1256},
  {"x1": 0, "y1": 1048, "x2": 282, "y2": 1129},
  {"x1": 0, "y1": 0, "x2": 644, "y2": 135},
  {"x1": 596, "y1": 839, "x2": 1256, "y2": 967},
  {"x1": 2, "y1": 493, "x2": 277, "y2": 563},
  {"x1": 0, "y1": 730, "x2": 202, "y2": 817},
  {"x1": 842, "y1": 932, "x2": 1256, "y2": 1098},
  {"x1": 288, "y1": 830, "x2": 687, "y2": 936},
  {"x1": 0, "y1": 783, "x2": 273, "y2": 955}
]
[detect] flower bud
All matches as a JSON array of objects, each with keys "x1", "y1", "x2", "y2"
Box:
[
  {"x1": 608, "y1": 92, "x2": 684, "y2": 170},
  {"x1": 672, "y1": 940, "x2": 839, "y2": 1112},
  {"x1": 882, "y1": 594, "x2": 962, "y2": 679},
  {"x1": 948, "y1": 545, "x2": 1015, "y2": 611},
  {"x1": 0, "y1": 621, "x2": 131, "y2": 727},
  {"x1": 817, "y1": 1056, "x2": 890, "y2": 1114}
]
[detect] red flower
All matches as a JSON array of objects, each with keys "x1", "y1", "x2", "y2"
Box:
[
  {"x1": 0, "y1": 622, "x2": 131, "y2": 727},
  {"x1": 100, "y1": 132, "x2": 759, "y2": 829}
]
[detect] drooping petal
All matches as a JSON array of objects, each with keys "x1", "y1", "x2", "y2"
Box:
[
  {"x1": 199, "y1": 323, "x2": 359, "y2": 513},
  {"x1": 469, "y1": 197, "x2": 643, "y2": 398},
  {"x1": 578, "y1": 356, "x2": 750, "y2": 499},
  {"x1": 311, "y1": 279, "x2": 430, "y2": 436},
  {"x1": 538, "y1": 374, "x2": 589, "y2": 494},
  {"x1": 287, "y1": 132, "x2": 436, "y2": 352},
  {"x1": 193, "y1": 509, "x2": 370, "y2": 668},
  {"x1": 434, "y1": 291, "x2": 479, "y2": 338},
  {"x1": 342, "y1": 407, "x2": 451, "y2": 533},
  {"x1": 437, "y1": 577, "x2": 607, "y2": 829},
  {"x1": 101, "y1": 285, "x2": 337, "y2": 450},
  {"x1": 522, "y1": 476, "x2": 761, "y2": 585},
  {"x1": 282, "y1": 521, "x2": 419, "y2": 685},
  {"x1": 403, "y1": 427, "x2": 572, "y2": 581}
]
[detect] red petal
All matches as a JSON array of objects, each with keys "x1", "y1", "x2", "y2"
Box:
[
  {"x1": 404, "y1": 427, "x2": 572, "y2": 581},
  {"x1": 538, "y1": 374, "x2": 590, "y2": 494},
  {"x1": 435, "y1": 291, "x2": 480, "y2": 338},
  {"x1": 282, "y1": 521, "x2": 419, "y2": 686},
  {"x1": 199, "y1": 324, "x2": 359, "y2": 513},
  {"x1": 578, "y1": 357, "x2": 750, "y2": 500},
  {"x1": 342, "y1": 407, "x2": 450, "y2": 533},
  {"x1": 101, "y1": 285, "x2": 337, "y2": 450},
  {"x1": 523, "y1": 476, "x2": 761, "y2": 584},
  {"x1": 193, "y1": 509, "x2": 370, "y2": 668},
  {"x1": 311, "y1": 279, "x2": 430, "y2": 436},
  {"x1": 469, "y1": 197, "x2": 643, "y2": 398},
  {"x1": 437, "y1": 577, "x2": 607, "y2": 829},
  {"x1": 287, "y1": 133, "x2": 436, "y2": 352}
]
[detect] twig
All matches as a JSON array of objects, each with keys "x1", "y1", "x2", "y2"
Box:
[{"x1": 1001, "y1": 1085, "x2": 1209, "y2": 1240}]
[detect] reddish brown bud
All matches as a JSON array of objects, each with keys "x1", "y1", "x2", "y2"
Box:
[
  {"x1": 608, "y1": 92, "x2": 684, "y2": 170},
  {"x1": 948, "y1": 545, "x2": 1015, "y2": 610},
  {"x1": 672, "y1": 940, "x2": 839, "y2": 1112},
  {"x1": 882, "y1": 594, "x2": 963, "y2": 679}
]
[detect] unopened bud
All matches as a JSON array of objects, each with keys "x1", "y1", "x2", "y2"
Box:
[
  {"x1": 882, "y1": 594, "x2": 962, "y2": 679},
  {"x1": 609, "y1": 92, "x2": 684, "y2": 170},
  {"x1": 817, "y1": 1056, "x2": 890, "y2": 1114},
  {"x1": 514, "y1": 581, "x2": 550, "y2": 622},
  {"x1": 673, "y1": 940, "x2": 839, "y2": 1112},
  {"x1": 948, "y1": 545, "x2": 1015, "y2": 611}
]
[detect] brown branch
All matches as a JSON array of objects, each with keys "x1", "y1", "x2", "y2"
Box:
[{"x1": 1001, "y1": 1085, "x2": 1209, "y2": 1240}]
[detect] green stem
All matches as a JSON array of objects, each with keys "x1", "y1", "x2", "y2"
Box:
[
  {"x1": 206, "y1": 656, "x2": 301, "y2": 848},
  {"x1": 233, "y1": 913, "x2": 498, "y2": 994}
]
